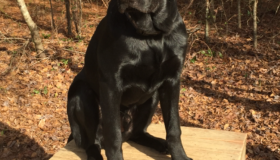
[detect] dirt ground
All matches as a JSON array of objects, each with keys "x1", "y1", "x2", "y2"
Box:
[{"x1": 0, "y1": 0, "x2": 280, "y2": 159}]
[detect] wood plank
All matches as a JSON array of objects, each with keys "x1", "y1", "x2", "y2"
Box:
[{"x1": 50, "y1": 124, "x2": 247, "y2": 160}]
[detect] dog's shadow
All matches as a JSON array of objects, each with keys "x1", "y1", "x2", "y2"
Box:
[
  {"x1": 125, "y1": 141, "x2": 171, "y2": 160},
  {"x1": 60, "y1": 140, "x2": 170, "y2": 160}
]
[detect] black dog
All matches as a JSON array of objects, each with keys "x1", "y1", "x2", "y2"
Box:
[{"x1": 67, "y1": 0, "x2": 192, "y2": 159}]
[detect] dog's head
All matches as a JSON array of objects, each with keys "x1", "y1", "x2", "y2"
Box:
[
  {"x1": 117, "y1": 0, "x2": 160, "y2": 14},
  {"x1": 115, "y1": 0, "x2": 180, "y2": 35},
  {"x1": 116, "y1": 0, "x2": 163, "y2": 35}
]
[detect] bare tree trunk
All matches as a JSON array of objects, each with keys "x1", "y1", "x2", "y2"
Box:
[
  {"x1": 72, "y1": 0, "x2": 82, "y2": 38},
  {"x1": 205, "y1": 0, "x2": 210, "y2": 43},
  {"x1": 238, "y1": 0, "x2": 241, "y2": 28},
  {"x1": 77, "y1": 0, "x2": 82, "y2": 37},
  {"x1": 65, "y1": 0, "x2": 72, "y2": 36},
  {"x1": 221, "y1": 0, "x2": 228, "y2": 36},
  {"x1": 17, "y1": 0, "x2": 46, "y2": 58},
  {"x1": 210, "y1": 0, "x2": 216, "y2": 22},
  {"x1": 49, "y1": 0, "x2": 56, "y2": 30},
  {"x1": 253, "y1": 0, "x2": 258, "y2": 49}
]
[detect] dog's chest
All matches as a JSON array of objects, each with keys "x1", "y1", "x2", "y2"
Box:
[
  {"x1": 120, "y1": 49, "x2": 179, "y2": 83},
  {"x1": 119, "y1": 38, "x2": 181, "y2": 85},
  {"x1": 120, "y1": 52, "x2": 159, "y2": 84},
  {"x1": 118, "y1": 47, "x2": 181, "y2": 105}
]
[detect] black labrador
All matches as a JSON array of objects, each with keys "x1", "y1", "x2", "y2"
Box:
[{"x1": 67, "y1": 0, "x2": 192, "y2": 159}]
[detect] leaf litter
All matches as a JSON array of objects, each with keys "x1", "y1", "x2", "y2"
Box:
[{"x1": 0, "y1": 0, "x2": 280, "y2": 160}]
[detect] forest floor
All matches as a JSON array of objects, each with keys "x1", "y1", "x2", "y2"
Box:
[{"x1": 0, "y1": 0, "x2": 280, "y2": 159}]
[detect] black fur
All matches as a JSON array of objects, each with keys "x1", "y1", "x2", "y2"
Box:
[{"x1": 67, "y1": 0, "x2": 192, "y2": 159}]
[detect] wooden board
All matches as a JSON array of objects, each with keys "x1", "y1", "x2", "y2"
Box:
[{"x1": 50, "y1": 124, "x2": 247, "y2": 160}]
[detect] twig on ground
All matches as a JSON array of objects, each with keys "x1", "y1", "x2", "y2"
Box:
[
  {"x1": 62, "y1": 48, "x2": 85, "y2": 54},
  {"x1": 0, "y1": 31, "x2": 6, "y2": 38},
  {"x1": 19, "y1": 40, "x2": 30, "y2": 62},
  {"x1": 1, "y1": 40, "x2": 29, "y2": 76},
  {"x1": 276, "y1": 2, "x2": 280, "y2": 14},
  {"x1": 185, "y1": 38, "x2": 199, "y2": 66},
  {"x1": 186, "y1": 26, "x2": 201, "y2": 59},
  {"x1": 185, "y1": 0, "x2": 194, "y2": 11},
  {"x1": 186, "y1": 25, "x2": 201, "y2": 36},
  {"x1": 0, "y1": 31, "x2": 29, "y2": 43},
  {"x1": 227, "y1": 14, "x2": 237, "y2": 23},
  {"x1": 0, "y1": 38, "x2": 27, "y2": 40},
  {"x1": 182, "y1": 0, "x2": 194, "y2": 20},
  {"x1": 197, "y1": 39, "x2": 212, "y2": 51},
  {"x1": 101, "y1": 0, "x2": 108, "y2": 8},
  {"x1": 268, "y1": 31, "x2": 280, "y2": 44},
  {"x1": 185, "y1": 26, "x2": 213, "y2": 66}
]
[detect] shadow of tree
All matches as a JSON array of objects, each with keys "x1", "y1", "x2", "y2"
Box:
[
  {"x1": 246, "y1": 143, "x2": 280, "y2": 160},
  {"x1": 188, "y1": 32, "x2": 280, "y2": 62},
  {"x1": 155, "y1": 106, "x2": 204, "y2": 128},
  {"x1": 0, "y1": 10, "x2": 53, "y2": 33},
  {"x1": 181, "y1": 75, "x2": 280, "y2": 112},
  {"x1": 0, "y1": 122, "x2": 51, "y2": 160},
  {"x1": 178, "y1": 75, "x2": 280, "y2": 159}
]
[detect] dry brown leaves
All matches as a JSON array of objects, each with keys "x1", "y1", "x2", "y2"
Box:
[
  {"x1": 0, "y1": 0, "x2": 280, "y2": 160},
  {"x1": 0, "y1": 0, "x2": 104, "y2": 159}
]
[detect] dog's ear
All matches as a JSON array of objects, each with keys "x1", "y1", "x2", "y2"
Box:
[{"x1": 152, "y1": 0, "x2": 180, "y2": 34}]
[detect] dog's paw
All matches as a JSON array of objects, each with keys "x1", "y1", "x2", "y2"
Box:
[
  {"x1": 87, "y1": 155, "x2": 103, "y2": 160},
  {"x1": 86, "y1": 145, "x2": 103, "y2": 160},
  {"x1": 174, "y1": 155, "x2": 193, "y2": 160},
  {"x1": 155, "y1": 139, "x2": 169, "y2": 154},
  {"x1": 159, "y1": 147, "x2": 169, "y2": 155}
]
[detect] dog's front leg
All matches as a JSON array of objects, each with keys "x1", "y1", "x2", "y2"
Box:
[
  {"x1": 99, "y1": 81, "x2": 123, "y2": 160},
  {"x1": 159, "y1": 80, "x2": 192, "y2": 160}
]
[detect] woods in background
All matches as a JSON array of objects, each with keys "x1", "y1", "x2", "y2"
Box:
[
  {"x1": 1, "y1": 0, "x2": 280, "y2": 160},
  {"x1": 16, "y1": 0, "x2": 280, "y2": 54}
]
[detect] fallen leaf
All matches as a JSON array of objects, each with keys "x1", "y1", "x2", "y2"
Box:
[
  {"x1": 224, "y1": 124, "x2": 229, "y2": 130},
  {"x1": 38, "y1": 119, "x2": 45, "y2": 129}
]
